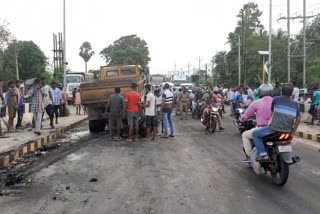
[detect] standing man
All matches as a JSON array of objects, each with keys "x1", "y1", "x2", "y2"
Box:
[
  {"x1": 274, "y1": 82, "x2": 281, "y2": 97},
  {"x1": 124, "y1": 83, "x2": 141, "y2": 142},
  {"x1": 51, "y1": 82, "x2": 62, "y2": 124},
  {"x1": 60, "y1": 87, "x2": 68, "y2": 116},
  {"x1": 175, "y1": 88, "x2": 182, "y2": 116},
  {"x1": 291, "y1": 82, "x2": 299, "y2": 103},
  {"x1": 154, "y1": 89, "x2": 163, "y2": 134},
  {"x1": 161, "y1": 83, "x2": 174, "y2": 138},
  {"x1": 41, "y1": 81, "x2": 55, "y2": 129},
  {"x1": 245, "y1": 85, "x2": 253, "y2": 97},
  {"x1": 7, "y1": 81, "x2": 18, "y2": 132},
  {"x1": 179, "y1": 88, "x2": 190, "y2": 120},
  {"x1": 106, "y1": 87, "x2": 124, "y2": 141},
  {"x1": 228, "y1": 88, "x2": 235, "y2": 116},
  {"x1": 0, "y1": 82, "x2": 8, "y2": 138},
  {"x1": 15, "y1": 80, "x2": 24, "y2": 129},
  {"x1": 309, "y1": 85, "x2": 320, "y2": 125},
  {"x1": 26, "y1": 79, "x2": 45, "y2": 135},
  {"x1": 141, "y1": 84, "x2": 157, "y2": 140}
]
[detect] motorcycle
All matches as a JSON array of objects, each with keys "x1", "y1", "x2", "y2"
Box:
[
  {"x1": 244, "y1": 133, "x2": 300, "y2": 186},
  {"x1": 233, "y1": 107, "x2": 256, "y2": 133},
  {"x1": 192, "y1": 100, "x2": 203, "y2": 118},
  {"x1": 201, "y1": 104, "x2": 219, "y2": 133}
]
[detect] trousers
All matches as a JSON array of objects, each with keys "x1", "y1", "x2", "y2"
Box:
[
  {"x1": 242, "y1": 127, "x2": 260, "y2": 156},
  {"x1": 252, "y1": 126, "x2": 276, "y2": 156},
  {"x1": 33, "y1": 112, "x2": 42, "y2": 132}
]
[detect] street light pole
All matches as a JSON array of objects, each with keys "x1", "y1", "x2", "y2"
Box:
[
  {"x1": 238, "y1": 36, "x2": 241, "y2": 86},
  {"x1": 63, "y1": 0, "x2": 67, "y2": 91},
  {"x1": 268, "y1": 0, "x2": 272, "y2": 84}
]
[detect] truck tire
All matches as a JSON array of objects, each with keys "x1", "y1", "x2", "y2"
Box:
[{"x1": 89, "y1": 120, "x2": 106, "y2": 132}]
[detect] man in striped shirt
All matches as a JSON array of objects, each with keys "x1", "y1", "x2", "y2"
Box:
[
  {"x1": 252, "y1": 84, "x2": 301, "y2": 161},
  {"x1": 161, "y1": 83, "x2": 174, "y2": 138}
]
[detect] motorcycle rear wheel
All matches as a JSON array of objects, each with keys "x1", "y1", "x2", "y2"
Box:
[{"x1": 271, "y1": 156, "x2": 289, "y2": 186}]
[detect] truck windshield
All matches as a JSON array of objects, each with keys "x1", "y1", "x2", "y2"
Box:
[
  {"x1": 66, "y1": 76, "x2": 81, "y2": 83},
  {"x1": 106, "y1": 70, "x2": 119, "y2": 76},
  {"x1": 150, "y1": 76, "x2": 165, "y2": 85},
  {"x1": 121, "y1": 68, "x2": 136, "y2": 75}
]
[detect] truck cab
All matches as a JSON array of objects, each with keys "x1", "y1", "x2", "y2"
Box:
[{"x1": 80, "y1": 64, "x2": 146, "y2": 132}]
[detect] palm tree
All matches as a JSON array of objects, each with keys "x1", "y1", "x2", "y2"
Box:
[{"x1": 79, "y1": 42, "x2": 94, "y2": 72}]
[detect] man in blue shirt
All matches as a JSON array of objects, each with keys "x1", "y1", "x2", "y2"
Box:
[{"x1": 252, "y1": 84, "x2": 301, "y2": 161}]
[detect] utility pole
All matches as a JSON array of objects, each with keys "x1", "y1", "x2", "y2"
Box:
[
  {"x1": 205, "y1": 64, "x2": 208, "y2": 82},
  {"x1": 287, "y1": 0, "x2": 291, "y2": 82},
  {"x1": 197, "y1": 56, "x2": 202, "y2": 73},
  {"x1": 278, "y1": 0, "x2": 315, "y2": 85},
  {"x1": 14, "y1": 40, "x2": 19, "y2": 80},
  {"x1": 268, "y1": 0, "x2": 272, "y2": 84},
  {"x1": 303, "y1": 0, "x2": 306, "y2": 85},
  {"x1": 187, "y1": 62, "x2": 191, "y2": 76},
  {"x1": 241, "y1": 9, "x2": 245, "y2": 84},
  {"x1": 63, "y1": 0, "x2": 67, "y2": 91},
  {"x1": 236, "y1": 35, "x2": 241, "y2": 86}
]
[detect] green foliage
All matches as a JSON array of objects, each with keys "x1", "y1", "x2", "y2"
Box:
[
  {"x1": 100, "y1": 35, "x2": 151, "y2": 73},
  {"x1": 0, "y1": 40, "x2": 48, "y2": 81},
  {"x1": 0, "y1": 20, "x2": 13, "y2": 51},
  {"x1": 213, "y1": 2, "x2": 320, "y2": 87},
  {"x1": 79, "y1": 41, "x2": 94, "y2": 73},
  {"x1": 308, "y1": 56, "x2": 320, "y2": 83}
]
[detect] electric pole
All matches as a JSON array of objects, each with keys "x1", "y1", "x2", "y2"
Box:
[
  {"x1": 235, "y1": 35, "x2": 241, "y2": 86},
  {"x1": 63, "y1": 0, "x2": 67, "y2": 91},
  {"x1": 241, "y1": 9, "x2": 245, "y2": 84},
  {"x1": 278, "y1": 0, "x2": 315, "y2": 85},
  {"x1": 303, "y1": 0, "x2": 307, "y2": 85},
  {"x1": 197, "y1": 56, "x2": 202, "y2": 73},
  {"x1": 268, "y1": 0, "x2": 272, "y2": 84},
  {"x1": 187, "y1": 62, "x2": 191, "y2": 76},
  {"x1": 287, "y1": 0, "x2": 291, "y2": 82}
]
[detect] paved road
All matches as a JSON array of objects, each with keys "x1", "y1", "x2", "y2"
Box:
[{"x1": 1, "y1": 115, "x2": 320, "y2": 214}]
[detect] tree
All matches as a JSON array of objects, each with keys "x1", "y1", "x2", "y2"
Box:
[
  {"x1": 0, "y1": 20, "x2": 13, "y2": 51},
  {"x1": 100, "y1": 35, "x2": 151, "y2": 73},
  {"x1": 0, "y1": 41, "x2": 48, "y2": 81},
  {"x1": 79, "y1": 41, "x2": 94, "y2": 73}
]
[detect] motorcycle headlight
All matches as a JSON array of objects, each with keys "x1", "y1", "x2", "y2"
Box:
[{"x1": 212, "y1": 107, "x2": 219, "y2": 112}]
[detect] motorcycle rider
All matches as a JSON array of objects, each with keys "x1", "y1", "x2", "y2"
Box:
[
  {"x1": 202, "y1": 88, "x2": 224, "y2": 131},
  {"x1": 252, "y1": 84, "x2": 301, "y2": 161},
  {"x1": 240, "y1": 84, "x2": 274, "y2": 160}
]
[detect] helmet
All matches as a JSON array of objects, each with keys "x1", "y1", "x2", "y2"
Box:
[
  {"x1": 259, "y1": 84, "x2": 274, "y2": 97},
  {"x1": 213, "y1": 87, "x2": 219, "y2": 92}
]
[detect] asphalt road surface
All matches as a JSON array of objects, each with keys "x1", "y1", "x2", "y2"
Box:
[{"x1": 1, "y1": 114, "x2": 320, "y2": 214}]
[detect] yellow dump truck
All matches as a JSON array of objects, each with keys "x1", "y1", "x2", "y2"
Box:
[{"x1": 80, "y1": 64, "x2": 146, "y2": 132}]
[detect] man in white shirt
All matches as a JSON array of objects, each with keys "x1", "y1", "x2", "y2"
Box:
[
  {"x1": 141, "y1": 84, "x2": 156, "y2": 140},
  {"x1": 291, "y1": 82, "x2": 299, "y2": 102}
]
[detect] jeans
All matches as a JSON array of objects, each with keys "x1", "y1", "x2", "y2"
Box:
[
  {"x1": 230, "y1": 101, "x2": 235, "y2": 115},
  {"x1": 252, "y1": 126, "x2": 276, "y2": 156},
  {"x1": 16, "y1": 105, "x2": 24, "y2": 126},
  {"x1": 162, "y1": 111, "x2": 174, "y2": 136}
]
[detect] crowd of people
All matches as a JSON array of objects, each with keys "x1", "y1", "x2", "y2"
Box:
[{"x1": 0, "y1": 79, "x2": 82, "y2": 138}]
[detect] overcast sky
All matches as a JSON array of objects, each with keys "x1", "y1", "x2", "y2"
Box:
[{"x1": 1, "y1": 0, "x2": 320, "y2": 75}]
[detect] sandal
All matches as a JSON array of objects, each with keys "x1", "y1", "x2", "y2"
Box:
[{"x1": 256, "y1": 155, "x2": 270, "y2": 161}]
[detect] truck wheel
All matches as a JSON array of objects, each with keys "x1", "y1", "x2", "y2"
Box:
[
  {"x1": 89, "y1": 120, "x2": 97, "y2": 132},
  {"x1": 89, "y1": 120, "x2": 106, "y2": 132}
]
